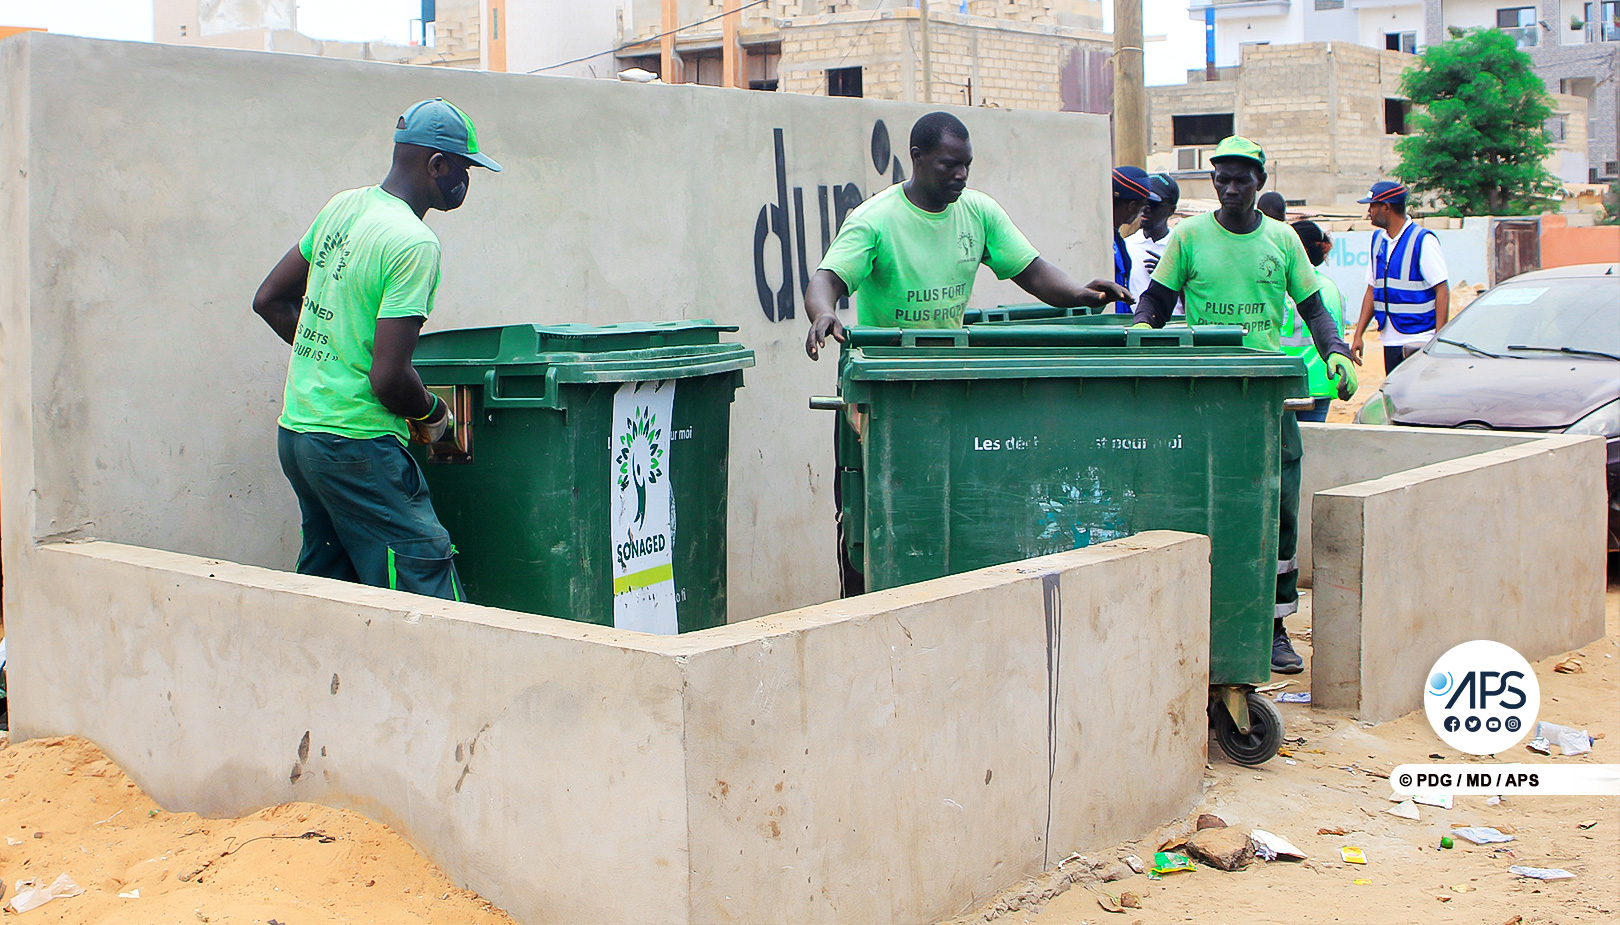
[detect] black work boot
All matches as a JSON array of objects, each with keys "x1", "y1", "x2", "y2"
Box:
[{"x1": 1272, "y1": 618, "x2": 1303, "y2": 674}]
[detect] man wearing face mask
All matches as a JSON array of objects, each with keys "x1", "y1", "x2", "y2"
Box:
[{"x1": 252, "y1": 98, "x2": 500, "y2": 600}]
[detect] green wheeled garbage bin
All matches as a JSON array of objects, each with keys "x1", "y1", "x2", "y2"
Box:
[
  {"x1": 411, "y1": 321, "x2": 754, "y2": 634},
  {"x1": 827, "y1": 324, "x2": 1305, "y2": 764}
]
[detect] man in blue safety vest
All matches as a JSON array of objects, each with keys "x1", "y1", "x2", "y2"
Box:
[{"x1": 1349, "y1": 181, "x2": 1450, "y2": 374}]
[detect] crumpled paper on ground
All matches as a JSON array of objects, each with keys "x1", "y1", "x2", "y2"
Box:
[{"x1": 8, "y1": 874, "x2": 84, "y2": 913}]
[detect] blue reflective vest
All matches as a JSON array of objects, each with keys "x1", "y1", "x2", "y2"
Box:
[
  {"x1": 1112, "y1": 231, "x2": 1132, "y2": 313},
  {"x1": 1371, "y1": 222, "x2": 1440, "y2": 335}
]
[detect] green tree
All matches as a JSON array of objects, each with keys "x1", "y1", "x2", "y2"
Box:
[{"x1": 1393, "y1": 27, "x2": 1562, "y2": 216}]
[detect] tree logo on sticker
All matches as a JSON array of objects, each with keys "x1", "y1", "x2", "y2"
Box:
[{"x1": 616, "y1": 405, "x2": 664, "y2": 528}]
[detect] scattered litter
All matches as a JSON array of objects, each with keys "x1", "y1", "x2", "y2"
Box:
[
  {"x1": 1387, "y1": 800, "x2": 1421, "y2": 820},
  {"x1": 1317, "y1": 827, "x2": 1349, "y2": 836},
  {"x1": 1439, "y1": 836, "x2": 1454, "y2": 849},
  {"x1": 1340, "y1": 847, "x2": 1367, "y2": 864},
  {"x1": 1428, "y1": 753, "x2": 1446, "y2": 760},
  {"x1": 1250, "y1": 829, "x2": 1306, "y2": 861},
  {"x1": 1414, "y1": 793, "x2": 1454, "y2": 809},
  {"x1": 1509, "y1": 865, "x2": 1575, "y2": 880},
  {"x1": 1552, "y1": 656, "x2": 1583, "y2": 673},
  {"x1": 1284, "y1": 758, "x2": 1297, "y2": 766},
  {"x1": 1255, "y1": 681, "x2": 1292, "y2": 693},
  {"x1": 1119, "y1": 891, "x2": 1140, "y2": 909},
  {"x1": 1276, "y1": 692, "x2": 1312, "y2": 704},
  {"x1": 1095, "y1": 890, "x2": 1126, "y2": 914},
  {"x1": 1436, "y1": 895, "x2": 1452, "y2": 902},
  {"x1": 1451, "y1": 826, "x2": 1515, "y2": 845},
  {"x1": 1123, "y1": 855, "x2": 1145, "y2": 874},
  {"x1": 1352, "y1": 878, "x2": 1371, "y2": 885},
  {"x1": 1147, "y1": 851, "x2": 1196, "y2": 879},
  {"x1": 1504, "y1": 916, "x2": 1523, "y2": 925},
  {"x1": 4, "y1": 838, "x2": 19, "y2": 847},
  {"x1": 1578, "y1": 819, "x2": 1598, "y2": 830},
  {"x1": 118, "y1": 889, "x2": 140, "y2": 899},
  {"x1": 1196, "y1": 813, "x2": 1227, "y2": 830},
  {"x1": 1450, "y1": 883, "x2": 1475, "y2": 893},
  {"x1": 7, "y1": 874, "x2": 85, "y2": 914},
  {"x1": 1532, "y1": 722, "x2": 1593, "y2": 757},
  {"x1": 1486, "y1": 795, "x2": 1502, "y2": 806}
]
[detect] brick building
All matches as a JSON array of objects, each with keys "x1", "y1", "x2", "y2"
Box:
[
  {"x1": 1149, "y1": 41, "x2": 1591, "y2": 206},
  {"x1": 616, "y1": 1, "x2": 1112, "y2": 113}
]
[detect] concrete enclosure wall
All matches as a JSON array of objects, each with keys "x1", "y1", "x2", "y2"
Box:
[
  {"x1": 1310, "y1": 435, "x2": 1608, "y2": 722},
  {"x1": 0, "y1": 32, "x2": 1112, "y2": 623},
  {"x1": 1297, "y1": 423, "x2": 1541, "y2": 585},
  {"x1": 7, "y1": 533, "x2": 1211, "y2": 925}
]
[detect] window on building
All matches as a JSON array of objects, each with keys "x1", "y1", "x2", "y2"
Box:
[
  {"x1": 1314, "y1": 0, "x2": 1345, "y2": 9},
  {"x1": 1545, "y1": 114, "x2": 1566, "y2": 142},
  {"x1": 827, "y1": 66, "x2": 863, "y2": 98},
  {"x1": 1586, "y1": 2, "x2": 1620, "y2": 41},
  {"x1": 492, "y1": 7, "x2": 499, "y2": 40},
  {"x1": 1497, "y1": 7, "x2": 1539, "y2": 47},
  {"x1": 746, "y1": 43, "x2": 781, "y2": 91},
  {"x1": 1385, "y1": 98, "x2": 1412, "y2": 135},
  {"x1": 1385, "y1": 31, "x2": 1416, "y2": 53},
  {"x1": 1172, "y1": 113, "x2": 1235, "y2": 147},
  {"x1": 1561, "y1": 76, "x2": 1597, "y2": 100}
]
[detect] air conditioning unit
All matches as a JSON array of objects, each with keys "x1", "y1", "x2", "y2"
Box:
[{"x1": 1176, "y1": 147, "x2": 1204, "y2": 171}]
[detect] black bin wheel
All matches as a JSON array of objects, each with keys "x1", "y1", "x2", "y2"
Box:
[{"x1": 1212, "y1": 691, "x2": 1284, "y2": 766}]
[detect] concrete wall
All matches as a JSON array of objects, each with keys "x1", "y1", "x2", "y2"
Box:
[
  {"x1": 1541, "y1": 214, "x2": 1620, "y2": 267},
  {"x1": 1310, "y1": 435, "x2": 1608, "y2": 722},
  {"x1": 1297, "y1": 423, "x2": 1541, "y2": 585},
  {"x1": 0, "y1": 32, "x2": 1112, "y2": 623},
  {"x1": 7, "y1": 533, "x2": 1211, "y2": 925}
]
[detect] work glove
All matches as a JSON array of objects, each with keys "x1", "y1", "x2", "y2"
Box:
[
  {"x1": 1130, "y1": 322, "x2": 1154, "y2": 330},
  {"x1": 1327, "y1": 354, "x2": 1358, "y2": 401},
  {"x1": 408, "y1": 394, "x2": 454, "y2": 445}
]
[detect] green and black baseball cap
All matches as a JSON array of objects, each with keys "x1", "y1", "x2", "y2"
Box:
[
  {"x1": 1209, "y1": 135, "x2": 1265, "y2": 170},
  {"x1": 394, "y1": 98, "x2": 502, "y2": 172}
]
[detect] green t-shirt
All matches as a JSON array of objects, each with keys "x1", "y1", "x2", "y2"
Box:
[
  {"x1": 1149, "y1": 212, "x2": 1320, "y2": 351},
  {"x1": 1281, "y1": 268, "x2": 1347, "y2": 398},
  {"x1": 278, "y1": 186, "x2": 441, "y2": 443},
  {"x1": 817, "y1": 184, "x2": 1040, "y2": 328}
]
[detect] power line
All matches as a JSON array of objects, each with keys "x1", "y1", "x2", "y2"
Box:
[{"x1": 526, "y1": 0, "x2": 773, "y2": 75}]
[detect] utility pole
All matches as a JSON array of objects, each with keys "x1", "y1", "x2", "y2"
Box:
[
  {"x1": 1113, "y1": 0, "x2": 1146, "y2": 167},
  {"x1": 722, "y1": 0, "x2": 740, "y2": 88},
  {"x1": 661, "y1": 0, "x2": 679, "y2": 84},
  {"x1": 918, "y1": 0, "x2": 933, "y2": 104}
]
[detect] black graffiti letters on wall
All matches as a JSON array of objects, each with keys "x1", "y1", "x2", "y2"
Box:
[{"x1": 753, "y1": 121, "x2": 907, "y2": 322}]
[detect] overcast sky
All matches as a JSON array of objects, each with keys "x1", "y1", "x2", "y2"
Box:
[{"x1": 0, "y1": 0, "x2": 1206, "y2": 85}]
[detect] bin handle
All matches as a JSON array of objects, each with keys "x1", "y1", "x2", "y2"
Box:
[
  {"x1": 482, "y1": 368, "x2": 563, "y2": 409},
  {"x1": 899, "y1": 329, "x2": 970, "y2": 348},
  {"x1": 809, "y1": 395, "x2": 846, "y2": 411},
  {"x1": 1125, "y1": 327, "x2": 1194, "y2": 348}
]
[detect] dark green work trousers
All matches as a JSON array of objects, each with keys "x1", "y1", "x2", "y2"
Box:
[
  {"x1": 1276, "y1": 412, "x2": 1302, "y2": 627},
  {"x1": 277, "y1": 427, "x2": 463, "y2": 601}
]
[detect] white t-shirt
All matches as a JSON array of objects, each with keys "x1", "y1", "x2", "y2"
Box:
[
  {"x1": 1125, "y1": 227, "x2": 1183, "y2": 315},
  {"x1": 1364, "y1": 221, "x2": 1449, "y2": 347}
]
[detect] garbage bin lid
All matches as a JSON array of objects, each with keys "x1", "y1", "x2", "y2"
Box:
[{"x1": 415, "y1": 319, "x2": 741, "y2": 365}]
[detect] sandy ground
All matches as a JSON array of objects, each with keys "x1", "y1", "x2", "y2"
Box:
[
  {"x1": 0, "y1": 737, "x2": 518, "y2": 924},
  {"x1": 965, "y1": 587, "x2": 1620, "y2": 925}
]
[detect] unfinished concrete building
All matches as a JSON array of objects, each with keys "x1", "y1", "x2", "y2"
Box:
[
  {"x1": 154, "y1": 0, "x2": 491, "y2": 69},
  {"x1": 617, "y1": 1, "x2": 1112, "y2": 112},
  {"x1": 1148, "y1": 41, "x2": 1594, "y2": 205}
]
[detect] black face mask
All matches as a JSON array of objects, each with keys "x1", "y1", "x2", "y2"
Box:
[{"x1": 436, "y1": 172, "x2": 468, "y2": 210}]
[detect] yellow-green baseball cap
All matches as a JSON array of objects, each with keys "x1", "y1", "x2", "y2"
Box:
[
  {"x1": 1209, "y1": 135, "x2": 1265, "y2": 169},
  {"x1": 394, "y1": 98, "x2": 502, "y2": 171}
]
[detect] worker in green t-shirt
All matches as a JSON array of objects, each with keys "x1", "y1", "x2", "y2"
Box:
[
  {"x1": 802, "y1": 111, "x2": 1129, "y2": 360},
  {"x1": 1133, "y1": 136, "x2": 1358, "y2": 675},
  {"x1": 251, "y1": 99, "x2": 501, "y2": 600},
  {"x1": 1282, "y1": 220, "x2": 1348, "y2": 423}
]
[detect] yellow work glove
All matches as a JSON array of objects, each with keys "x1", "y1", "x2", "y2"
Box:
[
  {"x1": 1130, "y1": 322, "x2": 1154, "y2": 330},
  {"x1": 1327, "y1": 354, "x2": 1358, "y2": 401}
]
